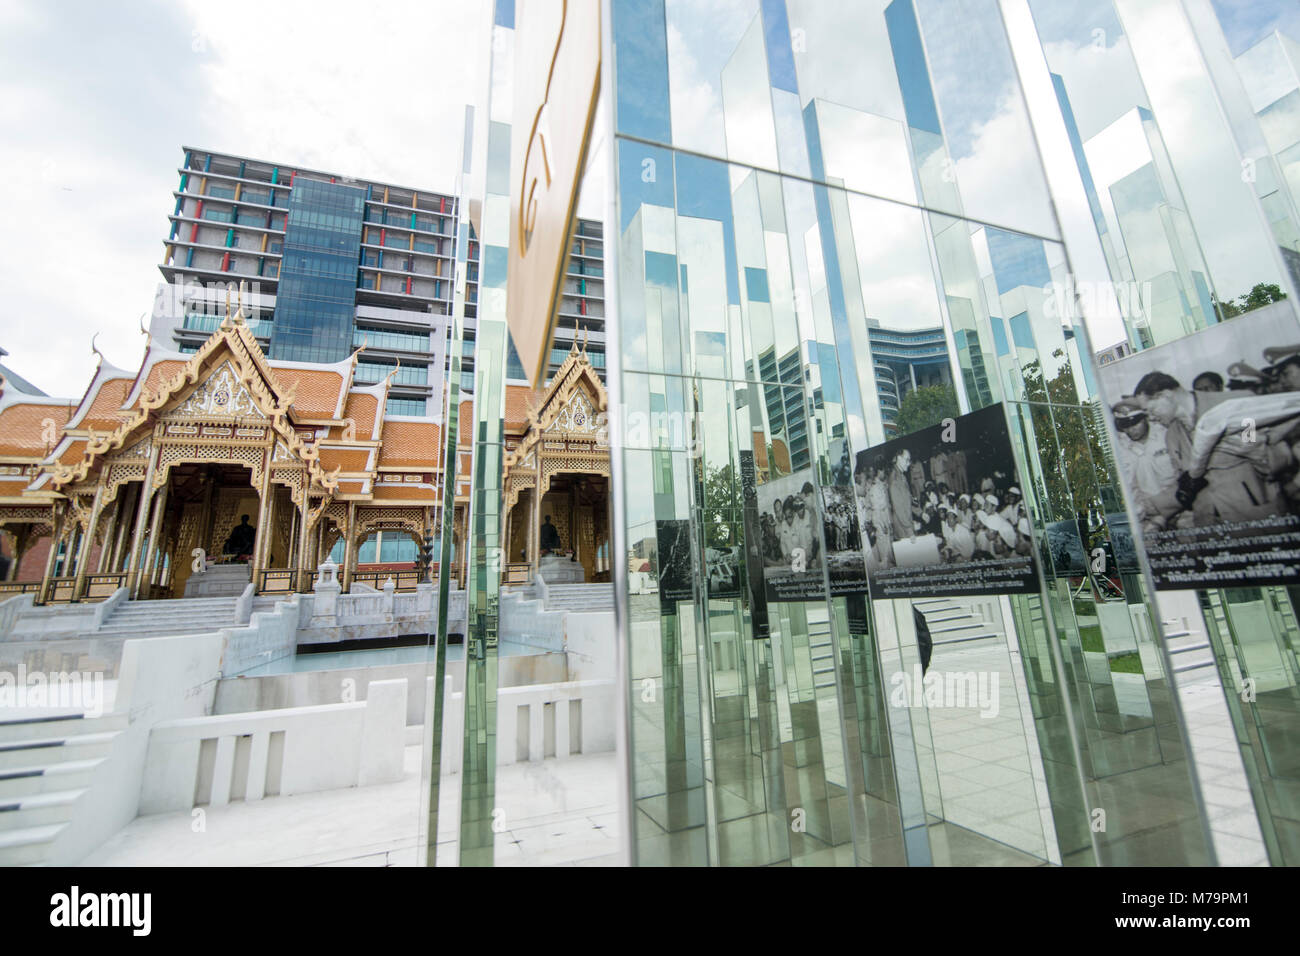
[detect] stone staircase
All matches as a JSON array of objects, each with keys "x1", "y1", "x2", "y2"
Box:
[
  {"x1": 0, "y1": 711, "x2": 126, "y2": 865},
  {"x1": 809, "y1": 617, "x2": 836, "y2": 691},
  {"x1": 913, "y1": 597, "x2": 1001, "y2": 646},
  {"x1": 1163, "y1": 618, "x2": 1215, "y2": 676},
  {"x1": 95, "y1": 596, "x2": 243, "y2": 639}
]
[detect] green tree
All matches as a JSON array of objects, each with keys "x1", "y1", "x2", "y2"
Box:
[
  {"x1": 893, "y1": 383, "x2": 960, "y2": 437},
  {"x1": 701, "y1": 463, "x2": 739, "y2": 549},
  {"x1": 1242, "y1": 282, "x2": 1287, "y2": 311},
  {"x1": 1020, "y1": 349, "x2": 1113, "y2": 518},
  {"x1": 1214, "y1": 282, "x2": 1287, "y2": 320}
]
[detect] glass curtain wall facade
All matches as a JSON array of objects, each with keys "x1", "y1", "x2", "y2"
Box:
[
  {"x1": 607, "y1": 0, "x2": 1217, "y2": 866},
  {"x1": 271, "y1": 178, "x2": 367, "y2": 363},
  {"x1": 1020, "y1": 0, "x2": 1300, "y2": 866}
]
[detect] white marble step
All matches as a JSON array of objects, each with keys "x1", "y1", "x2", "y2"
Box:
[
  {"x1": 0, "y1": 731, "x2": 119, "y2": 771},
  {"x1": 0, "y1": 788, "x2": 83, "y2": 831},
  {"x1": 0, "y1": 713, "x2": 126, "y2": 743},
  {"x1": 0, "y1": 759, "x2": 103, "y2": 800},
  {"x1": 0, "y1": 822, "x2": 64, "y2": 866}
]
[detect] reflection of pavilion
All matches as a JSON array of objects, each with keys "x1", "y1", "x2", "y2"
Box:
[
  {"x1": 501, "y1": 341, "x2": 610, "y2": 584},
  {"x1": 0, "y1": 297, "x2": 459, "y2": 603}
]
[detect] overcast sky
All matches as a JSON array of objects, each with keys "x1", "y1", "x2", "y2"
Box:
[{"x1": 0, "y1": 0, "x2": 484, "y2": 395}]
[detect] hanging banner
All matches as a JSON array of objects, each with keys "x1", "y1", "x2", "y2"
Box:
[
  {"x1": 1097, "y1": 306, "x2": 1300, "y2": 590},
  {"x1": 853, "y1": 403, "x2": 1040, "y2": 599}
]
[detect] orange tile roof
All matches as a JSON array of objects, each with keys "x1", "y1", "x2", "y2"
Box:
[
  {"x1": 371, "y1": 483, "x2": 439, "y2": 502},
  {"x1": 317, "y1": 448, "x2": 372, "y2": 473},
  {"x1": 505, "y1": 385, "x2": 536, "y2": 430},
  {"x1": 340, "y1": 392, "x2": 379, "y2": 439},
  {"x1": 271, "y1": 367, "x2": 346, "y2": 417},
  {"x1": 336, "y1": 479, "x2": 368, "y2": 496},
  {"x1": 0, "y1": 478, "x2": 31, "y2": 498},
  {"x1": 79, "y1": 378, "x2": 133, "y2": 431},
  {"x1": 378, "y1": 420, "x2": 442, "y2": 467},
  {"x1": 58, "y1": 439, "x2": 87, "y2": 466},
  {"x1": 0, "y1": 402, "x2": 73, "y2": 456},
  {"x1": 135, "y1": 359, "x2": 188, "y2": 407}
]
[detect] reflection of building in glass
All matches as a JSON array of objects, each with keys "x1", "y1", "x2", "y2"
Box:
[
  {"x1": 1095, "y1": 340, "x2": 1132, "y2": 365},
  {"x1": 866, "y1": 322, "x2": 951, "y2": 434},
  {"x1": 754, "y1": 345, "x2": 811, "y2": 472},
  {"x1": 1233, "y1": 30, "x2": 1300, "y2": 288},
  {"x1": 1053, "y1": 81, "x2": 1218, "y2": 345}
]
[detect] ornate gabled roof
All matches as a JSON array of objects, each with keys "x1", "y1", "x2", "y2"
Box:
[
  {"x1": 38, "y1": 293, "x2": 345, "y2": 497},
  {"x1": 502, "y1": 344, "x2": 607, "y2": 473},
  {"x1": 3, "y1": 286, "x2": 456, "y2": 512},
  {"x1": 529, "y1": 339, "x2": 607, "y2": 428}
]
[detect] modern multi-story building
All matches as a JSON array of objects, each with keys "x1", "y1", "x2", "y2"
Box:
[
  {"x1": 151, "y1": 148, "x2": 606, "y2": 417},
  {"x1": 865, "y1": 322, "x2": 952, "y2": 433}
]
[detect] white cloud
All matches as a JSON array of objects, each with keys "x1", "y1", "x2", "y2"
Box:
[
  {"x1": 952, "y1": 93, "x2": 1058, "y2": 239},
  {"x1": 0, "y1": 0, "x2": 484, "y2": 394}
]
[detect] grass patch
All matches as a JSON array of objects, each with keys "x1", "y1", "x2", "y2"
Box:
[
  {"x1": 1078, "y1": 625, "x2": 1105, "y2": 654},
  {"x1": 1109, "y1": 651, "x2": 1144, "y2": 674}
]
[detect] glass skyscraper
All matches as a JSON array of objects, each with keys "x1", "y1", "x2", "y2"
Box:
[{"x1": 272, "y1": 178, "x2": 367, "y2": 363}]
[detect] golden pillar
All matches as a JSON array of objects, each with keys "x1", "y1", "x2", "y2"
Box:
[
  {"x1": 37, "y1": 503, "x2": 65, "y2": 604},
  {"x1": 73, "y1": 485, "x2": 106, "y2": 600},
  {"x1": 125, "y1": 443, "x2": 161, "y2": 597}
]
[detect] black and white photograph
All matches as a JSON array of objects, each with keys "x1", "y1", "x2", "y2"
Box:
[
  {"x1": 747, "y1": 466, "x2": 871, "y2": 602},
  {"x1": 1099, "y1": 307, "x2": 1300, "y2": 589},
  {"x1": 655, "y1": 519, "x2": 695, "y2": 608},
  {"x1": 753, "y1": 468, "x2": 824, "y2": 601},
  {"x1": 853, "y1": 404, "x2": 1039, "y2": 598},
  {"x1": 1045, "y1": 519, "x2": 1088, "y2": 577},
  {"x1": 703, "y1": 544, "x2": 741, "y2": 598}
]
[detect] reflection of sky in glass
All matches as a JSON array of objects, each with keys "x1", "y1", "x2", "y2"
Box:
[
  {"x1": 912, "y1": 0, "x2": 1058, "y2": 236},
  {"x1": 914, "y1": 0, "x2": 1019, "y2": 159},
  {"x1": 663, "y1": 0, "x2": 754, "y2": 155},
  {"x1": 1211, "y1": 0, "x2": 1300, "y2": 56},
  {"x1": 617, "y1": 140, "x2": 674, "y2": 232},
  {"x1": 885, "y1": 0, "x2": 941, "y2": 135},
  {"x1": 1027, "y1": 0, "x2": 1148, "y2": 143},
  {"x1": 676, "y1": 152, "x2": 740, "y2": 304},
  {"x1": 613, "y1": 0, "x2": 672, "y2": 142},
  {"x1": 986, "y1": 229, "x2": 1052, "y2": 296}
]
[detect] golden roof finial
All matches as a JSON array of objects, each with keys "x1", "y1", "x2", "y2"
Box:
[
  {"x1": 91, "y1": 332, "x2": 104, "y2": 368},
  {"x1": 384, "y1": 355, "x2": 402, "y2": 385},
  {"x1": 233, "y1": 280, "x2": 248, "y2": 326},
  {"x1": 349, "y1": 333, "x2": 368, "y2": 367}
]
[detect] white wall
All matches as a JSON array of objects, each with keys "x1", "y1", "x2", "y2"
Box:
[{"x1": 139, "y1": 678, "x2": 407, "y2": 813}]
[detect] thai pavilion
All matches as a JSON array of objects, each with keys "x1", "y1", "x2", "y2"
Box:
[{"x1": 0, "y1": 303, "x2": 611, "y2": 604}]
